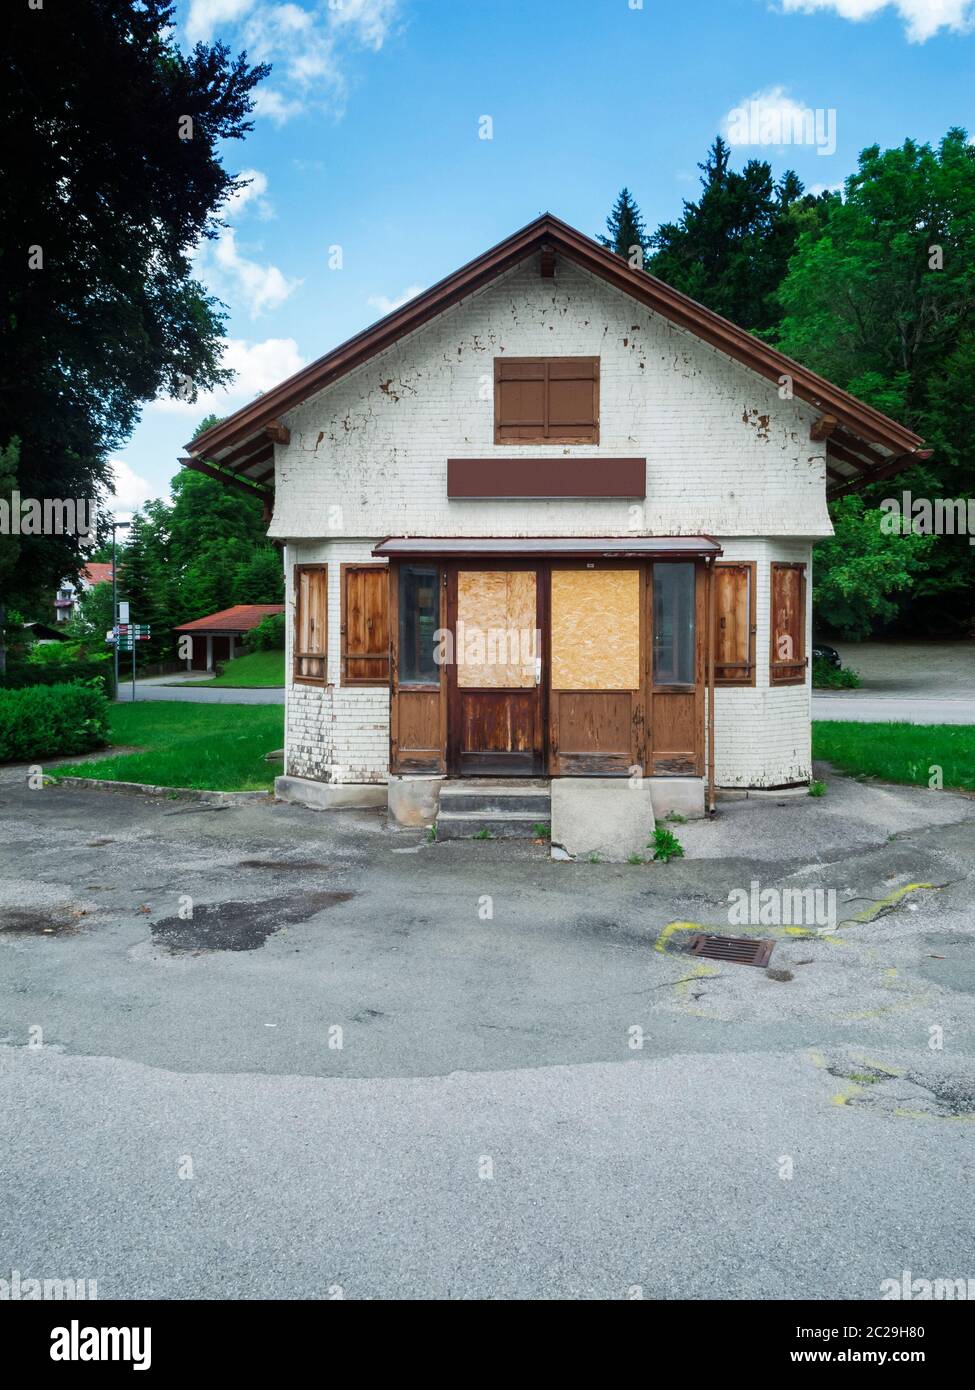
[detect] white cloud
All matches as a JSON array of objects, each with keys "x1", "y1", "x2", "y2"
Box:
[
  {"x1": 149, "y1": 337, "x2": 306, "y2": 417},
  {"x1": 187, "y1": 1, "x2": 401, "y2": 124},
  {"x1": 210, "y1": 227, "x2": 302, "y2": 316},
  {"x1": 329, "y1": 0, "x2": 400, "y2": 49},
  {"x1": 106, "y1": 459, "x2": 159, "y2": 517},
  {"x1": 723, "y1": 85, "x2": 838, "y2": 156},
  {"x1": 185, "y1": 0, "x2": 256, "y2": 45},
  {"x1": 367, "y1": 284, "x2": 423, "y2": 315},
  {"x1": 778, "y1": 0, "x2": 975, "y2": 43},
  {"x1": 225, "y1": 168, "x2": 274, "y2": 221}
]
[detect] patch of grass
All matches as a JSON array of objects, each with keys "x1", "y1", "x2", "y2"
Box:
[
  {"x1": 812, "y1": 656, "x2": 861, "y2": 689},
  {"x1": 664, "y1": 810, "x2": 687, "y2": 824},
  {"x1": 473, "y1": 827, "x2": 494, "y2": 840},
  {"x1": 626, "y1": 852, "x2": 644, "y2": 865},
  {"x1": 650, "y1": 826, "x2": 684, "y2": 863},
  {"x1": 812, "y1": 721, "x2": 975, "y2": 793},
  {"x1": 532, "y1": 822, "x2": 551, "y2": 840},
  {"x1": 426, "y1": 823, "x2": 437, "y2": 842},
  {"x1": 808, "y1": 779, "x2": 827, "y2": 797},
  {"x1": 177, "y1": 649, "x2": 284, "y2": 688},
  {"x1": 588, "y1": 853, "x2": 601, "y2": 863},
  {"x1": 50, "y1": 702, "x2": 285, "y2": 792}
]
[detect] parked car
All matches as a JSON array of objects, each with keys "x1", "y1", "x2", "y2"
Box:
[{"x1": 812, "y1": 642, "x2": 842, "y2": 669}]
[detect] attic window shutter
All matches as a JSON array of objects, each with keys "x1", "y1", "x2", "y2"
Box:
[
  {"x1": 770, "y1": 562, "x2": 807, "y2": 685},
  {"x1": 341, "y1": 563, "x2": 390, "y2": 686},
  {"x1": 715, "y1": 563, "x2": 756, "y2": 686},
  {"x1": 495, "y1": 357, "x2": 599, "y2": 443},
  {"x1": 294, "y1": 565, "x2": 327, "y2": 683}
]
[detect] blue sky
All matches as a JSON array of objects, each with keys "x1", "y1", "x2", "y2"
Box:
[{"x1": 113, "y1": 0, "x2": 975, "y2": 513}]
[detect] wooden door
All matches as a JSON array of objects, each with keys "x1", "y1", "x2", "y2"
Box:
[
  {"x1": 548, "y1": 566, "x2": 645, "y2": 776},
  {"x1": 447, "y1": 566, "x2": 544, "y2": 776}
]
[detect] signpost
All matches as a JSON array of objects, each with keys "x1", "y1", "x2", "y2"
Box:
[{"x1": 112, "y1": 622, "x2": 151, "y2": 700}]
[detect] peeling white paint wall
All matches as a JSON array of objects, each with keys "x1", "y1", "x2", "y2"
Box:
[{"x1": 269, "y1": 254, "x2": 833, "y2": 543}]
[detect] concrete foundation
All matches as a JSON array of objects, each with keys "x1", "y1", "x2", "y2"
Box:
[
  {"x1": 274, "y1": 775, "x2": 387, "y2": 811},
  {"x1": 648, "y1": 777, "x2": 706, "y2": 821},
  {"x1": 550, "y1": 778, "x2": 656, "y2": 863},
  {"x1": 387, "y1": 775, "x2": 443, "y2": 827}
]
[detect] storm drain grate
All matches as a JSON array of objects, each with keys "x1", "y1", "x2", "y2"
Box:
[{"x1": 687, "y1": 934, "x2": 774, "y2": 968}]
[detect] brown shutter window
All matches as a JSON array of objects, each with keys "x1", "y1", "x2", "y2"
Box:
[
  {"x1": 294, "y1": 564, "x2": 328, "y2": 684},
  {"x1": 715, "y1": 562, "x2": 756, "y2": 687},
  {"x1": 770, "y1": 562, "x2": 807, "y2": 685},
  {"x1": 341, "y1": 563, "x2": 390, "y2": 686},
  {"x1": 495, "y1": 357, "x2": 599, "y2": 444}
]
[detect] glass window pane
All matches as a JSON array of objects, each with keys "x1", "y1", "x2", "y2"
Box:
[
  {"x1": 399, "y1": 565, "x2": 440, "y2": 685},
  {"x1": 653, "y1": 563, "x2": 695, "y2": 686}
]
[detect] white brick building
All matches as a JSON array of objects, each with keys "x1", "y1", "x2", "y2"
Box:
[{"x1": 182, "y1": 216, "x2": 926, "y2": 831}]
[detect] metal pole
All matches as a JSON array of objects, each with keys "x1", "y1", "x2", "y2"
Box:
[
  {"x1": 112, "y1": 524, "x2": 118, "y2": 699},
  {"x1": 707, "y1": 558, "x2": 716, "y2": 817},
  {"x1": 132, "y1": 633, "x2": 136, "y2": 703}
]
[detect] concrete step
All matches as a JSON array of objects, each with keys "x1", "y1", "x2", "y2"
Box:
[
  {"x1": 436, "y1": 809, "x2": 548, "y2": 841},
  {"x1": 439, "y1": 783, "x2": 551, "y2": 817}
]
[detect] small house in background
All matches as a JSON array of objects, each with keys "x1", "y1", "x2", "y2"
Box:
[
  {"x1": 173, "y1": 604, "x2": 285, "y2": 672},
  {"x1": 55, "y1": 562, "x2": 114, "y2": 624}
]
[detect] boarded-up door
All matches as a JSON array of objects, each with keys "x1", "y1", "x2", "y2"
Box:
[
  {"x1": 548, "y1": 568, "x2": 644, "y2": 776},
  {"x1": 447, "y1": 568, "x2": 543, "y2": 776}
]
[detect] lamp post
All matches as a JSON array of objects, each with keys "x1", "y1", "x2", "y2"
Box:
[{"x1": 110, "y1": 519, "x2": 130, "y2": 698}]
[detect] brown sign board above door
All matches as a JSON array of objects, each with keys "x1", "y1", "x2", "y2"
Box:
[{"x1": 446, "y1": 457, "x2": 646, "y2": 500}]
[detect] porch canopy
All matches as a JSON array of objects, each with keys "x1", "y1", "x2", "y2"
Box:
[{"x1": 372, "y1": 535, "x2": 722, "y2": 559}]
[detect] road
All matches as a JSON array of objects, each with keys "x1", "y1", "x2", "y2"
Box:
[
  {"x1": 115, "y1": 672, "x2": 284, "y2": 705},
  {"x1": 1, "y1": 765, "x2": 973, "y2": 1298}
]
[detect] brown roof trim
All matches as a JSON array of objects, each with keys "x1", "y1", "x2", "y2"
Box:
[
  {"x1": 372, "y1": 535, "x2": 722, "y2": 559},
  {"x1": 184, "y1": 212, "x2": 925, "y2": 482}
]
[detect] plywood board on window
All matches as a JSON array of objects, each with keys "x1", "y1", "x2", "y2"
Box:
[
  {"x1": 551, "y1": 570, "x2": 640, "y2": 691},
  {"x1": 457, "y1": 570, "x2": 537, "y2": 689}
]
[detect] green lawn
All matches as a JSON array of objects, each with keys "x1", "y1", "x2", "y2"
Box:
[
  {"x1": 813, "y1": 721, "x2": 975, "y2": 793},
  {"x1": 52, "y1": 702, "x2": 285, "y2": 792},
  {"x1": 177, "y1": 649, "x2": 284, "y2": 688}
]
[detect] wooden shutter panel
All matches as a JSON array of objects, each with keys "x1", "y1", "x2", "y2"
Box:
[
  {"x1": 495, "y1": 357, "x2": 599, "y2": 443},
  {"x1": 770, "y1": 563, "x2": 806, "y2": 685},
  {"x1": 341, "y1": 564, "x2": 390, "y2": 686},
  {"x1": 715, "y1": 563, "x2": 755, "y2": 686},
  {"x1": 294, "y1": 565, "x2": 327, "y2": 683}
]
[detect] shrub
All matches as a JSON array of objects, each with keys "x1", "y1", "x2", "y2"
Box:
[
  {"x1": 244, "y1": 612, "x2": 285, "y2": 653},
  {"x1": 0, "y1": 656, "x2": 115, "y2": 699},
  {"x1": 811, "y1": 656, "x2": 861, "y2": 690},
  {"x1": 0, "y1": 683, "x2": 110, "y2": 762}
]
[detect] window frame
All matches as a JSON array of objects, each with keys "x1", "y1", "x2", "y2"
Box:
[
  {"x1": 769, "y1": 561, "x2": 808, "y2": 687},
  {"x1": 340, "y1": 562, "x2": 390, "y2": 688},
  {"x1": 651, "y1": 560, "x2": 697, "y2": 691},
  {"x1": 714, "y1": 560, "x2": 757, "y2": 688},
  {"x1": 397, "y1": 563, "x2": 442, "y2": 691},
  {"x1": 292, "y1": 563, "x2": 329, "y2": 686},
  {"x1": 494, "y1": 356, "x2": 600, "y2": 445}
]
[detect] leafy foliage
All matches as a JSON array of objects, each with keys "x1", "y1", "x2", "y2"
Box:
[
  {"x1": 0, "y1": 683, "x2": 110, "y2": 761},
  {"x1": 0, "y1": 1, "x2": 268, "y2": 616},
  {"x1": 244, "y1": 613, "x2": 286, "y2": 653}
]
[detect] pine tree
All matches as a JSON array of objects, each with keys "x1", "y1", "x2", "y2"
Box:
[{"x1": 598, "y1": 188, "x2": 650, "y2": 270}]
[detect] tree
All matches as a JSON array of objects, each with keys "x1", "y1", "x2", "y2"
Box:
[
  {"x1": 1, "y1": 2, "x2": 269, "y2": 619},
  {"x1": 598, "y1": 189, "x2": 650, "y2": 268},
  {"x1": 647, "y1": 137, "x2": 833, "y2": 333},
  {"x1": 775, "y1": 129, "x2": 975, "y2": 630},
  {"x1": 0, "y1": 439, "x2": 21, "y2": 675}
]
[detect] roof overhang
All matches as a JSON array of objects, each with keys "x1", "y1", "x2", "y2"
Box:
[
  {"x1": 372, "y1": 535, "x2": 722, "y2": 560},
  {"x1": 180, "y1": 213, "x2": 928, "y2": 500}
]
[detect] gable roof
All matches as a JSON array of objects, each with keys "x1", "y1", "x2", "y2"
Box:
[
  {"x1": 173, "y1": 603, "x2": 284, "y2": 634},
  {"x1": 81, "y1": 562, "x2": 114, "y2": 587},
  {"x1": 182, "y1": 213, "x2": 927, "y2": 501}
]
